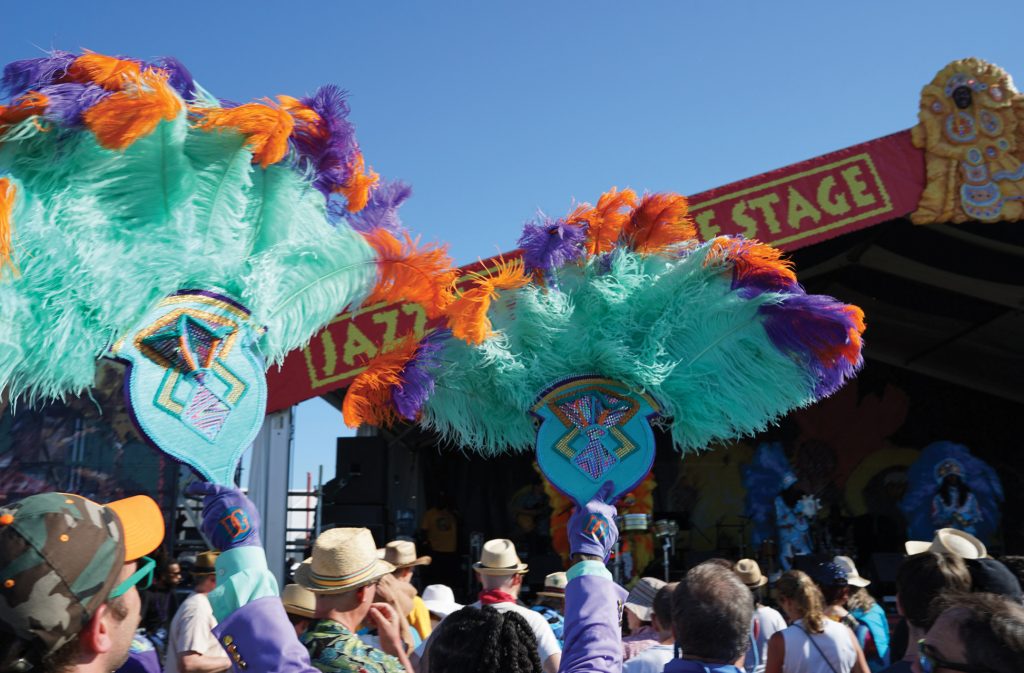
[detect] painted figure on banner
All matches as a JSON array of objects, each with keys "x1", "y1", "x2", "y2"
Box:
[{"x1": 912, "y1": 57, "x2": 1024, "y2": 223}]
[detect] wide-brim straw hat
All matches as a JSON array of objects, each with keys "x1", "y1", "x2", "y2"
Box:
[
  {"x1": 473, "y1": 538, "x2": 528, "y2": 575},
  {"x1": 832, "y1": 555, "x2": 870, "y2": 588},
  {"x1": 384, "y1": 539, "x2": 432, "y2": 569},
  {"x1": 537, "y1": 571, "x2": 568, "y2": 598},
  {"x1": 281, "y1": 583, "x2": 316, "y2": 618},
  {"x1": 295, "y1": 527, "x2": 396, "y2": 594},
  {"x1": 905, "y1": 528, "x2": 987, "y2": 560},
  {"x1": 734, "y1": 558, "x2": 768, "y2": 588},
  {"x1": 192, "y1": 550, "x2": 220, "y2": 575}
]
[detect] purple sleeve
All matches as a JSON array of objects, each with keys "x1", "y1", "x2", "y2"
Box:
[
  {"x1": 212, "y1": 596, "x2": 317, "y2": 673},
  {"x1": 559, "y1": 573, "x2": 628, "y2": 673}
]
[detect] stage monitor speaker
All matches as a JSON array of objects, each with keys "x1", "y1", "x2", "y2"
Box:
[
  {"x1": 321, "y1": 504, "x2": 387, "y2": 544},
  {"x1": 333, "y1": 436, "x2": 388, "y2": 505}
]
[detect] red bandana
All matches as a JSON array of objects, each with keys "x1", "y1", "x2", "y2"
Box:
[{"x1": 479, "y1": 589, "x2": 517, "y2": 605}]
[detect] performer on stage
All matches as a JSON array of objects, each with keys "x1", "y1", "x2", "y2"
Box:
[
  {"x1": 774, "y1": 476, "x2": 813, "y2": 570},
  {"x1": 901, "y1": 441, "x2": 1002, "y2": 545}
]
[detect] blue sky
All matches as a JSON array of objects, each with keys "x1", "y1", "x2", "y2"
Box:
[{"x1": 4, "y1": 1, "x2": 1022, "y2": 488}]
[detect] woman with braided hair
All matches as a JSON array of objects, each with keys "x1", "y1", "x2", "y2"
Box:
[{"x1": 428, "y1": 606, "x2": 543, "y2": 673}]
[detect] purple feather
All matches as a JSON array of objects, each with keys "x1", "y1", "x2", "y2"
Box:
[
  {"x1": 36, "y1": 83, "x2": 111, "y2": 126},
  {"x1": 290, "y1": 84, "x2": 358, "y2": 196},
  {"x1": 346, "y1": 180, "x2": 413, "y2": 234},
  {"x1": 2, "y1": 51, "x2": 76, "y2": 99},
  {"x1": 759, "y1": 293, "x2": 864, "y2": 397},
  {"x1": 517, "y1": 215, "x2": 587, "y2": 273},
  {"x1": 391, "y1": 330, "x2": 450, "y2": 420},
  {"x1": 152, "y1": 56, "x2": 196, "y2": 99}
]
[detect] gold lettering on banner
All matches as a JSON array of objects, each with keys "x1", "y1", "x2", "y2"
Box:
[
  {"x1": 371, "y1": 309, "x2": 400, "y2": 351},
  {"x1": 401, "y1": 303, "x2": 428, "y2": 338},
  {"x1": 342, "y1": 323, "x2": 379, "y2": 366},
  {"x1": 321, "y1": 331, "x2": 338, "y2": 377},
  {"x1": 787, "y1": 185, "x2": 821, "y2": 229},
  {"x1": 689, "y1": 154, "x2": 892, "y2": 247}
]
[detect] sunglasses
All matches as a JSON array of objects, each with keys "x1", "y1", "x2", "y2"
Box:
[
  {"x1": 109, "y1": 556, "x2": 156, "y2": 599},
  {"x1": 918, "y1": 640, "x2": 990, "y2": 673}
]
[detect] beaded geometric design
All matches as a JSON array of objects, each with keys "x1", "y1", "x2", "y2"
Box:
[
  {"x1": 548, "y1": 388, "x2": 640, "y2": 481},
  {"x1": 183, "y1": 386, "x2": 231, "y2": 440}
]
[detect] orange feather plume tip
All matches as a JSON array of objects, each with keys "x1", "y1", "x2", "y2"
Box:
[
  {"x1": 363, "y1": 229, "x2": 458, "y2": 319},
  {"x1": 84, "y1": 73, "x2": 181, "y2": 150},
  {"x1": 567, "y1": 187, "x2": 638, "y2": 256},
  {"x1": 0, "y1": 178, "x2": 17, "y2": 276},
  {"x1": 341, "y1": 338, "x2": 420, "y2": 428},
  {"x1": 446, "y1": 258, "x2": 529, "y2": 345},
  {"x1": 704, "y1": 236, "x2": 797, "y2": 288},
  {"x1": 338, "y1": 152, "x2": 379, "y2": 212},
  {"x1": 67, "y1": 53, "x2": 143, "y2": 91},
  {"x1": 0, "y1": 92, "x2": 49, "y2": 127},
  {"x1": 192, "y1": 101, "x2": 295, "y2": 168},
  {"x1": 623, "y1": 192, "x2": 695, "y2": 255}
]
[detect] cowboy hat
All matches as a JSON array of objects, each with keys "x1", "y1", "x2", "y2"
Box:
[
  {"x1": 192, "y1": 550, "x2": 220, "y2": 575},
  {"x1": 905, "y1": 528, "x2": 987, "y2": 560},
  {"x1": 281, "y1": 583, "x2": 316, "y2": 618},
  {"x1": 473, "y1": 539, "x2": 528, "y2": 576},
  {"x1": 537, "y1": 571, "x2": 568, "y2": 599},
  {"x1": 384, "y1": 540, "x2": 432, "y2": 569},
  {"x1": 734, "y1": 558, "x2": 768, "y2": 588},
  {"x1": 295, "y1": 527, "x2": 395, "y2": 594},
  {"x1": 625, "y1": 577, "x2": 666, "y2": 622}
]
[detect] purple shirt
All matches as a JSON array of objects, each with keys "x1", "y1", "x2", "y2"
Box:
[{"x1": 560, "y1": 562, "x2": 628, "y2": 673}]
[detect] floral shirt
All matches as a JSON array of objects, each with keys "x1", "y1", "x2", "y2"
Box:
[{"x1": 300, "y1": 619, "x2": 404, "y2": 673}]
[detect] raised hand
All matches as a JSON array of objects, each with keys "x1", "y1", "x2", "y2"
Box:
[
  {"x1": 567, "y1": 480, "x2": 619, "y2": 563},
  {"x1": 185, "y1": 481, "x2": 262, "y2": 552}
]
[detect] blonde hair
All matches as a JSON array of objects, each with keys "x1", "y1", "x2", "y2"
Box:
[
  {"x1": 776, "y1": 570, "x2": 826, "y2": 633},
  {"x1": 847, "y1": 587, "x2": 877, "y2": 613}
]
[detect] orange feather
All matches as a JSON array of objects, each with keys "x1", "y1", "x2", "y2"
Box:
[
  {"x1": 276, "y1": 95, "x2": 324, "y2": 131},
  {"x1": 704, "y1": 236, "x2": 797, "y2": 286},
  {"x1": 67, "y1": 53, "x2": 143, "y2": 91},
  {"x1": 0, "y1": 92, "x2": 49, "y2": 126},
  {"x1": 0, "y1": 178, "x2": 17, "y2": 276},
  {"x1": 446, "y1": 258, "x2": 529, "y2": 345},
  {"x1": 192, "y1": 100, "x2": 295, "y2": 168},
  {"x1": 342, "y1": 338, "x2": 420, "y2": 428},
  {"x1": 622, "y1": 192, "x2": 695, "y2": 254},
  {"x1": 363, "y1": 229, "x2": 458, "y2": 319},
  {"x1": 567, "y1": 187, "x2": 638, "y2": 255},
  {"x1": 337, "y1": 152, "x2": 379, "y2": 212},
  {"x1": 83, "y1": 73, "x2": 181, "y2": 150}
]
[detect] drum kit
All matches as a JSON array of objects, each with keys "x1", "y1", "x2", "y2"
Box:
[{"x1": 612, "y1": 513, "x2": 680, "y2": 583}]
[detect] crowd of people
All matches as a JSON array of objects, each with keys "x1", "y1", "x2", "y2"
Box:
[{"x1": 3, "y1": 484, "x2": 1024, "y2": 673}]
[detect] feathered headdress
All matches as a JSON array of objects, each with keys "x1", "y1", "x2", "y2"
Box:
[
  {"x1": 0, "y1": 50, "x2": 455, "y2": 482},
  {"x1": 343, "y1": 187, "x2": 865, "y2": 503},
  {"x1": 900, "y1": 441, "x2": 1003, "y2": 543},
  {"x1": 742, "y1": 442, "x2": 799, "y2": 546}
]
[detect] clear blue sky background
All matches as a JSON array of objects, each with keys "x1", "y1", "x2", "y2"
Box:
[{"x1": 4, "y1": 1, "x2": 1022, "y2": 488}]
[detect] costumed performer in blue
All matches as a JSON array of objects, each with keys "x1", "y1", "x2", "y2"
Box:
[
  {"x1": 900, "y1": 441, "x2": 1002, "y2": 544},
  {"x1": 743, "y1": 442, "x2": 821, "y2": 572}
]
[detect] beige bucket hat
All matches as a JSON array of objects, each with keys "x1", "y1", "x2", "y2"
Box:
[
  {"x1": 473, "y1": 538, "x2": 528, "y2": 575},
  {"x1": 295, "y1": 527, "x2": 396, "y2": 594},
  {"x1": 734, "y1": 558, "x2": 768, "y2": 588},
  {"x1": 281, "y1": 583, "x2": 316, "y2": 618},
  {"x1": 384, "y1": 539, "x2": 432, "y2": 569},
  {"x1": 905, "y1": 528, "x2": 987, "y2": 560},
  {"x1": 625, "y1": 577, "x2": 667, "y2": 622},
  {"x1": 537, "y1": 571, "x2": 568, "y2": 598}
]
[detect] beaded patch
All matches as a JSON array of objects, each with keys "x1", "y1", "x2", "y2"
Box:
[{"x1": 112, "y1": 290, "x2": 267, "y2": 484}]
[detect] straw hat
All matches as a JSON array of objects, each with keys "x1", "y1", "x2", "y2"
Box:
[
  {"x1": 905, "y1": 528, "x2": 987, "y2": 560},
  {"x1": 625, "y1": 577, "x2": 666, "y2": 622},
  {"x1": 734, "y1": 559, "x2": 768, "y2": 588},
  {"x1": 384, "y1": 540, "x2": 432, "y2": 569},
  {"x1": 473, "y1": 539, "x2": 528, "y2": 575},
  {"x1": 422, "y1": 584, "x2": 463, "y2": 618},
  {"x1": 192, "y1": 550, "x2": 220, "y2": 575},
  {"x1": 295, "y1": 527, "x2": 396, "y2": 594},
  {"x1": 537, "y1": 572, "x2": 568, "y2": 599},
  {"x1": 832, "y1": 555, "x2": 870, "y2": 588},
  {"x1": 281, "y1": 583, "x2": 316, "y2": 618}
]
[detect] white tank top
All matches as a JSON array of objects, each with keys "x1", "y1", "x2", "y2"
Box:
[{"x1": 780, "y1": 619, "x2": 857, "y2": 673}]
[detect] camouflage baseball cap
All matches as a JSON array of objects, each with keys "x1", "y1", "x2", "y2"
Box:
[{"x1": 0, "y1": 492, "x2": 164, "y2": 663}]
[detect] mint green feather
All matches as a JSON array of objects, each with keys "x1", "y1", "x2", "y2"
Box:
[{"x1": 422, "y1": 246, "x2": 821, "y2": 456}]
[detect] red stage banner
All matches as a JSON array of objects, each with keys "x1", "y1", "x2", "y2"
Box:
[{"x1": 266, "y1": 130, "x2": 925, "y2": 411}]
